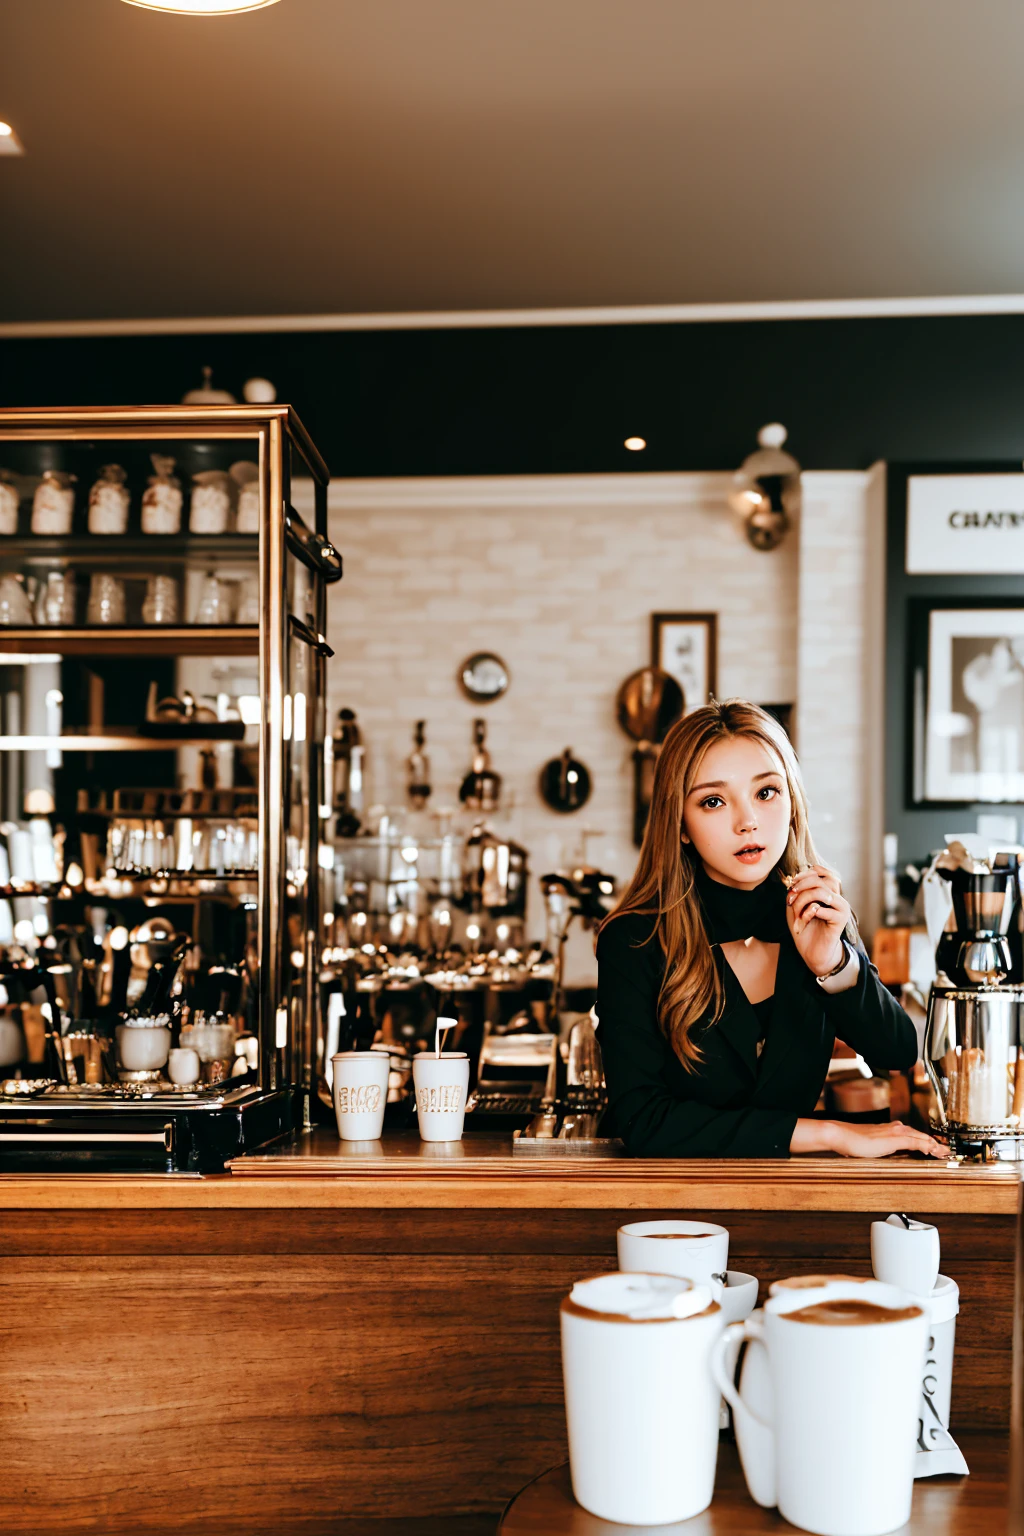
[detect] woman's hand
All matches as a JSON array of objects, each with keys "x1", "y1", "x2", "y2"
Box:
[
  {"x1": 786, "y1": 864, "x2": 853, "y2": 977},
  {"x1": 792, "y1": 1118, "x2": 948, "y2": 1159}
]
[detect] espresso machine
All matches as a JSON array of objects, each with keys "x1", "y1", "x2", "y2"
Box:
[{"x1": 924, "y1": 857, "x2": 1024, "y2": 1161}]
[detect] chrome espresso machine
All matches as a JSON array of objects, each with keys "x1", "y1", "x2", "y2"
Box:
[
  {"x1": 924, "y1": 853, "x2": 1024, "y2": 1161},
  {"x1": 0, "y1": 404, "x2": 339, "y2": 1170}
]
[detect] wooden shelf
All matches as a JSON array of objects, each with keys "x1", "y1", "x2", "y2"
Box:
[
  {"x1": 0, "y1": 729, "x2": 250, "y2": 751},
  {"x1": 0, "y1": 626, "x2": 258, "y2": 656},
  {"x1": 0, "y1": 534, "x2": 257, "y2": 560}
]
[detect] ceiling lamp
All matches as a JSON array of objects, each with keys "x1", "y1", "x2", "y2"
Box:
[
  {"x1": 0, "y1": 121, "x2": 25, "y2": 156},
  {"x1": 121, "y1": 1, "x2": 281, "y2": 14},
  {"x1": 727, "y1": 422, "x2": 802, "y2": 551}
]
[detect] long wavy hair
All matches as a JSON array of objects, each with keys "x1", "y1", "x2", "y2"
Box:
[{"x1": 601, "y1": 699, "x2": 827, "y2": 1071}]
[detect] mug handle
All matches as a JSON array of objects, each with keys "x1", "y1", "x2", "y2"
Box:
[{"x1": 710, "y1": 1317, "x2": 777, "y2": 1510}]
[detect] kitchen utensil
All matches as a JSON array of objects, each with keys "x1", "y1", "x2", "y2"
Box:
[
  {"x1": 539, "y1": 747, "x2": 592, "y2": 813},
  {"x1": 561, "y1": 1272, "x2": 721, "y2": 1524},
  {"x1": 86, "y1": 573, "x2": 126, "y2": 625},
  {"x1": 0, "y1": 576, "x2": 33, "y2": 625},
  {"x1": 116, "y1": 1017, "x2": 172, "y2": 1073},
  {"x1": 167, "y1": 1047, "x2": 201, "y2": 1086},
  {"x1": 141, "y1": 574, "x2": 179, "y2": 624}
]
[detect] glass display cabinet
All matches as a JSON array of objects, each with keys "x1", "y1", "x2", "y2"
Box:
[{"x1": 0, "y1": 405, "x2": 338, "y2": 1169}]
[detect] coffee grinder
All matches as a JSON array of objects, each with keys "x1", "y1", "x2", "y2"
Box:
[{"x1": 924, "y1": 856, "x2": 1024, "y2": 1160}]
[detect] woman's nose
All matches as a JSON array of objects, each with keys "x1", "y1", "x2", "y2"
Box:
[{"x1": 736, "y1": 806, "x2": 758, "y2": 833}]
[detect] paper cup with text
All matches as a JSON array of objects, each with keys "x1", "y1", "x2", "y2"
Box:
[
  {"x1": 332, "y1": 1050, "x2": 390, "y2": 1141},
  {"x1": 413, "y1": 1051, "x2": 470, "y2": 1142}
]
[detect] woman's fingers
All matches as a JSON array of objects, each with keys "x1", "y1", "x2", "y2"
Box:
[
  {"x1": 787, "y1": 866, "x2": 841, "y2": 898},
  {"x1": 790, "y1": 885, "x2": 851, "y2": 930}
]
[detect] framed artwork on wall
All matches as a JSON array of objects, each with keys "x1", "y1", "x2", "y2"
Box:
[
  {"x1": 916, "y1": 604, "x2": 1024, "y2": 803},
  {"x1": 651, "y1": 612, "x2": 717, "y2": 714}
]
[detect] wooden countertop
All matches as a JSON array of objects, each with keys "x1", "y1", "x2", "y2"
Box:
[{"x1": 0, "y1": 1129, "x2": 1019, "y2": 1211}]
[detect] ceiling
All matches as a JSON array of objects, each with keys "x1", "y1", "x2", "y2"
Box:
[{"x1": 3, "y1": 0, "x2": 1024, "y2": 323}]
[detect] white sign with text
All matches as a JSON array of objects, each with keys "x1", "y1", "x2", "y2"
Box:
[{"x1": 906, "y1": 474, "x2": 1024, "y2": 574}]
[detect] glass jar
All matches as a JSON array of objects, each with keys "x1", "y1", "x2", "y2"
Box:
[
  {"x1": 0, "y1": 575, "x2": 33, "y2": 625},
  {"x1": 86, "y1": 573, "x2": 127, "y2": 626},
  {"x1": 87, "y1": 464, "x2": 130, "y2": 535},
  {"x1": 31, "y1": 470, "x2": 76, "y2": 535},
  {"x1": 36, "y1": 570, "x2": 76, "y2": 625},
  {"x1": 236, "y1": 583, "x2": 260, "y2": 625},
  {"x1": 140, "y1": 454, "x2": 182, "y2": 535},
  {"x1": 193, "y1": 573, "x2": 233, "y2": 625},
  {"x1": 231, "y1": 460, "x2": 260, "y2": 534},
  {"x1": 0, "y1": 472, "x2": 19, "y2": 535},
  {"x1": 189, "y1": 470, "x2": 231, "y2": 535},
  {"x1": 141, "y1": 574, "x2": 179, "y2": 625}
]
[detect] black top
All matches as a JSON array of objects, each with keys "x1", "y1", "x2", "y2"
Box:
[
  {"x1": 751, "y1": 994, "x2": 774, "y2": 1052},
  {"x1": 595, "y1": 903, "x2": 918, "y2": 1159}
]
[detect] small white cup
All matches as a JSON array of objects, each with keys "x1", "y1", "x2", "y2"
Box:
[
  {"x1": 871, "y1": 1214, "x2": 941, "y2": 1297},
  {"x1": 413, "y1": 1051, "x2": 470, "y2": 1142},
  {"x1": 332, "y1": 1050, "x2": 390, "y2": 1141},
  {"x1": 617, "y1": 1220, "x2": 730, "y2": 1286},
  {"x1": 167, "y1": 1047, "x2": 201, "y2": 1086}
]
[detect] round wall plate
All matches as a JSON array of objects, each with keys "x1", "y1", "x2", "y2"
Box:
[{"x1": 459, "y1": 651, "x2": 510, "y2": 703}]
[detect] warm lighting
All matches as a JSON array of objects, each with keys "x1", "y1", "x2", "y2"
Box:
[
  {"x1": 65, "y1": 862, "x2": 84, "y2": 888},
  {"x1": 109, "y1": 925, "x2": 130, "y2": 951},
  {"x1": 122, "y1": 1, "x2": 282, "y2": 14},
  {"x1": 624, "y1": 436, "x2": 647, "y2": 451},
  {"x1": 238, "y1": 693, "x2": 261, "y2": 726},
  {"x1": 0, "y1": 120, "x2": 24, "y2": 156}
]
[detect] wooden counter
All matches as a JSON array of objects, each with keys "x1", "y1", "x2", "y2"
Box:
[
  {"x1": 0, "y1": 1131, "x2": 1017, "y2": 1534},
  {"x1": 0, "y1": 1128, "x2": 1019, "y2": 1211}
]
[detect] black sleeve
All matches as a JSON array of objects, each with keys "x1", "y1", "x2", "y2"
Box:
[
  {"x1": 596, "y1": 916, "x2": 798, "y2": 1159},
  {"x1": 820, "y1": 945, "x2": 919, "y2": 1072}
]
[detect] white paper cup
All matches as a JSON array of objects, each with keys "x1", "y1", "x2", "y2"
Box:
[
  {"x1": 167, "y1": 1047, "x2": 200, "y2": 1086},
  {"x1": 870, "y1": 1215, "x2": 941, "y2": 1298},
  {"x1": 617, "y1": 1220, "x2": 729, "y2": 1286},
  {"x1": 413, "y1": 1051, "x2": 469, "y2": 1142},
  {"x1": 332, "y1": 1050, "x2": 390, "y2": 1141}
]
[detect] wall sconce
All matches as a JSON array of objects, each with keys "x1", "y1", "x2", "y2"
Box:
[{"x1": 727, "y1": 423, "x2": 801, "y2": 551}]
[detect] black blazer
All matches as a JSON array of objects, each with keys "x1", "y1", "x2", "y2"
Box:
[{"x1": 595, "y1": 913, "x2": 918, "y2": 1158}]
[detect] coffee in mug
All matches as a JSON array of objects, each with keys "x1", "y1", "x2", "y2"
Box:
[
  {"x1": 617, "y1": 1219, "x2": 729, "y2": 1286},
  {"x1": 561, "y1": 1272, "x2": 723, "y2": 1525},
  {"x1": 713, "y1": 1280, "x2": 927, "y2": 1536}
]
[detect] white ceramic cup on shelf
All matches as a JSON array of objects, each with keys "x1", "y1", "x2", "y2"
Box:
[
  {"x1": 413, "y1": 1051, "x2": 470, "y2": 1142},
  {"x1": 167, "y1": 1047, "x2": 201, "y2": 1086},
  {"x1": 332, "y1": 1050, "x2": 390, "y2": 1141},
  {"x1": 561, "y1": 1271, "x2": 723, "y2": 1525},
  {"x1": 712, "y1": 1279, "x2": 928, "y2": 1536},
  {"x1": 617, "y1": 1219, "x2": 729, "y2": 1287}
]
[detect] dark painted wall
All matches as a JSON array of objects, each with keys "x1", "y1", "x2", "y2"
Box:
[
  {"x1": 6, "y1": 314, "x2": 1024, "y2": 866},
  {"x1": 4, "y1": 314, "x2": 1024, "y2": 476}
]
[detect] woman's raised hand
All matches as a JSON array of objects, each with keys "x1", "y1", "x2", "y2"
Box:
[{"x1": 785, "y1": 864, "x2": 854, "y2": 976}]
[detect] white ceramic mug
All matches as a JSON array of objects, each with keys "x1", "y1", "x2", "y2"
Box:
[
  {"x1": 870, "y1": 1214, "x2": 941, "y2": 1298},
  {"x1": 561, "y1": 1272, "x2": 723, "y2": 1525},
  {"x1": 332, "y1": 1050, "x2": 390, "y2": 1141},
  {"x1": 712, "y1": 1279, "x2": 928, "y2": 1536},
  {"x1": 167, "y1": 1047, "x2": 200, "y2": 1086},
  {"x1": 412, "y1": 1051, "x2": 469, "y2": 1142},
  {"x1": 617, "y1": 1219, "x2": 729, "y2": 1286}
]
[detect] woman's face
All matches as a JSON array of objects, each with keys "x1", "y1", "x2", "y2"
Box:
[{"x1": 681, "y1": 734, "x2": 792, "y2": 889}]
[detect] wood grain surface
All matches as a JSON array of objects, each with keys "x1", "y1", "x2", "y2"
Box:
[
  {"x1": 499, "y1": 1436, "x2": 1009, "y2": 1536},
  {"x1": 0, "y1": 1201, "x2": 1015, "y2": 1532}
]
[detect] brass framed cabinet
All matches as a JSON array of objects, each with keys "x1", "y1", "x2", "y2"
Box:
[{"x1": 0, "y1": 405, "x2": 339, "y2": 1169}]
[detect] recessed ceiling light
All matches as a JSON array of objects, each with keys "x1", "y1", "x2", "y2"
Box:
[
  {"x1": 0, "y1": 121, "x2": 24, "y2": 156},
  {"x1": 624, "y1": 436, "x2": 647, "y2": 452},
  {"x1": 121, "y1": 0, "x2": 281, "y2": 13}
]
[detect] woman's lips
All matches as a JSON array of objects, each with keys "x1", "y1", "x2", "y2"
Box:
[{"x1": 734, "y1": 845, "x2": 765, "y2": 864}]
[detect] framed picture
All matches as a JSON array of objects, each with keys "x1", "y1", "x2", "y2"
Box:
[
  {"x1": 917, "y1": 605, "x2": 1024, "y2": 803},
  {"x1": 651, "y1": 612, "x2": 717, "y2": 714}
]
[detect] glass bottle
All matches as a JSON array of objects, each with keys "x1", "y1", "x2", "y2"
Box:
[
  {"x1": 189, "y1": 470, "x2": 231, "y2": 535},
  {"x1": 87, "y1": 464, "x2": 130, "y2": 535},
  {"x1": 406, "y1": 720, "x2": 431, "y2": 809},
  {"x1": 31, "y1": 470, "x2": 76, "y2": 535},
  {"x1": 0, "y1": 471, "x2": 19, "y2": 535},
  {"x1": 140, "y1": 454, "x2": 182, "y2": 535}
]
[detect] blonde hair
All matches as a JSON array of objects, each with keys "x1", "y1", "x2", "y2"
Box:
[{"x1": 602, "y1": 699, "x2": 830, "y2": 1071}]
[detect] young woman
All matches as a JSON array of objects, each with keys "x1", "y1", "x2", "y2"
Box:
[{"x1": 596, "y1": 699, "x2": 945, "y2": 1159}]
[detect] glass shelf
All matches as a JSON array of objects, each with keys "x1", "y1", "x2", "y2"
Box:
[
  {"x1": 0, "y1": 730, "x2": 251, "y2": 752},
  {"x1": 0, "y1": 534, "x2": 258, "y2": 561},
  {"x1": 0, "y1": 625, "x2": 259, "y2": 656}
]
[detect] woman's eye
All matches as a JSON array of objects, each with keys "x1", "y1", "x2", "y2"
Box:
[
  {"x1": 756, "y1": 784, "x2": 781, "y2": 801},
  {"x1": 699, "y1": 795, "x2": 724, "y2": 810}
]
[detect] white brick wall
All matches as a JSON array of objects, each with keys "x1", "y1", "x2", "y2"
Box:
[{"x1": 299, "y1": 469, "x2": 879, "y2": 974}]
